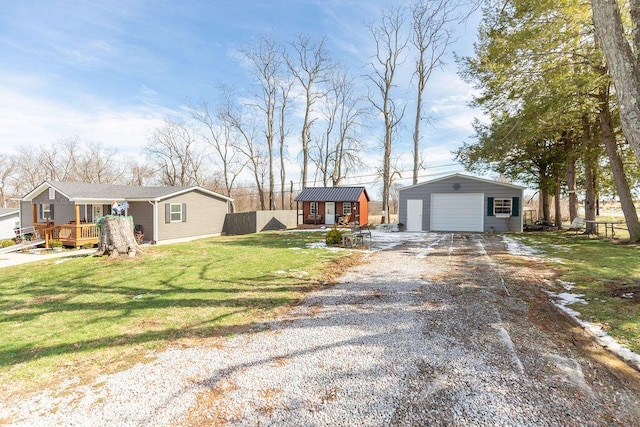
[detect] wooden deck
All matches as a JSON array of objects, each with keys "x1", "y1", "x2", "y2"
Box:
[{"x1": 34, "y1": 223, "x2": 100, "y2": 248}]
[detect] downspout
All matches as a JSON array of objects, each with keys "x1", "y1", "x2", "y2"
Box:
[{"x1": 149, "y1": 200, "x2": 158, "y2": 244}]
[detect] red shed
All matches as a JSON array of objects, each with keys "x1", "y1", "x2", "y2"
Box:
[{"x1": 295, "y1": 187, "x2": 370, "y2": 226}]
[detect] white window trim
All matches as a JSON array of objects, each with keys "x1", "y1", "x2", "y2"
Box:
[
  {"x1": 170, "y1": 203, "x2": 183, "y2": 222},
  {"x1": 310, "y1": 202, "x2": 318, "y2": 215},
  {"x1": 342, "y1": 202, "x2": 351, "y2": 215},
  {"x1": 493, "y1": 198, "x2": 512, "y2": 216},
  {"x1": 41, "y1": 203, "x2": 53, "y2": 221}
]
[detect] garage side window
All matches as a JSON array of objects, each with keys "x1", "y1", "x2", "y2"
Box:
[{"x1": 493, "y1": 198, "x2": 512, "y2": 216}]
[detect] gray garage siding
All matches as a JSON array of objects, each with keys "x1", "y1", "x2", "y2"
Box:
[{"x1": 398, "y1": 175, "x2": 524, "y2": 232}]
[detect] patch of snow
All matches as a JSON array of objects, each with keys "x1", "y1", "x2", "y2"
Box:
[
  {"x1": 547, "y1": 288, "x2": 640, "y2": 371},
  {"x1": 557, "y1": 280, "x2": 575, "y2": 291},
  {"x1": 306, "y1": 242, "x2": 327, "y2": 249},
  {"x1": 502, "y1": 235, "x2": 542, "y2": 257}
]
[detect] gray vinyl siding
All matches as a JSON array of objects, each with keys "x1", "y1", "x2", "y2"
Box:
[
  {"x1": 20, "y1": 201, "x2": 33, "y2": 228},
  {"x1": 399, "y1": 175, "x2": 523, "y2": 232},
  {"x1": 30, "y1": 190, "x2": 76, "y2": 224},
  {"x1": 127, "y1": 202, "x2": 154, "y2": 243},
  {"x1": 156, "y1": 189, "x2": 228, "y2": 241}
]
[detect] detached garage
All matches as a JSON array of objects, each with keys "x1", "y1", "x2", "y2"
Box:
[{"x1": 398, "y1": 173, "x2": 524, "y2": 233}]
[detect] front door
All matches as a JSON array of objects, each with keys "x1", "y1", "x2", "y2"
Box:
[
  {"x1": 93, "y1": 205, "x2": 103, "y2": 223},
  {"x1": 325, "y1": 202, "x2": 335, "y2": 225}
]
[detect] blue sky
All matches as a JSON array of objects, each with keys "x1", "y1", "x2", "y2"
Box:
[{"x1": 0, "y1": 0, "x2": 483, "y2": 188}]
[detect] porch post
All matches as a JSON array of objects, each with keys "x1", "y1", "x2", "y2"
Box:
[
  {"x1": 75, "y1": 205, "x2": 80, "y2": 225},
  {"x1": 32, "y1": 204, "x2": 38, "y2": 224}
]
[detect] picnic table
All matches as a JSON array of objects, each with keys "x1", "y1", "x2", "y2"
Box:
[{"x1": 585, "y1": 220, "x2": 624, "y2": 238}]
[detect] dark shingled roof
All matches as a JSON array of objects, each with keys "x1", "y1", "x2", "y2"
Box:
[
  {"x1": 45, "y1": 181, "x2": 194, "y2": 199},
  {"x1": 295, "y1": 187, "x2": 369, "y2": 202},
  {"x1": 22, "y1": 180, "x2": 233, "y2": 202}
]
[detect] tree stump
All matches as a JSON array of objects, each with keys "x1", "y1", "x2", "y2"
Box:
[{"x1": 94, "y1": 216, "x2": 141, "y2": 258}]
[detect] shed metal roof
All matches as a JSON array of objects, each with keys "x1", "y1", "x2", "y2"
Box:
[{"x1": 295, "y1": 187, "x2": 370, "y2": 202}]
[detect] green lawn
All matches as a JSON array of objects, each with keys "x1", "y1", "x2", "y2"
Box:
[
  {"x1": 0, "y1": 231, "x2": 353, "y2": 395},
  {"x1": 509, "y1": 232, "x2": 640, "y2": 352}
]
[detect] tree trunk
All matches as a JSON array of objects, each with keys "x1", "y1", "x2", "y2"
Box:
[
  {"x1": 563, "y1": 131, "x2": 578, "y2": 221},
  {"x1": 592, "y1": 0, "x2": 640, "y2": 164},
  {"x1": 554, "y1": 176, "x2": 562, "y2": 230},
  {"x1": 538, "y1": 169, "x2": 552, "y2": 224},
  {"x1": 582, "y1": 115, "x2": 598, "y2": 235},
  {"x1": 598, "y1": 87, "x2": 640, "y2": 242},
  {"x1": 94, "y1": 216, "x2": 141, "y2": 258}
]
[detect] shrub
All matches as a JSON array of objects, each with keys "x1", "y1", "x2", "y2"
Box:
[
  {"x1": 82, "y1": 243, "x2": 95, "y2": 249},
  {"x1": 49, "y1": 239, "x2": 63, "y2": 248},
  {"x1": 1, "y1": 240, "x2": 16, "y2": 248},
  {"x1": 325, "y1": 228, "x2": 344, "y2": 246}
]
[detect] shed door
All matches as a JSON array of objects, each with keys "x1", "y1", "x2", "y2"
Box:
[
  {"x1": 431, "y1": 193, "x2": 484, "y2": 232},
  {"x1": 325, "y1": 202, "x2": 335, "y2": 225},
  {"x1": 406, "y1": 199, "x2": 423, "y2": 231}
]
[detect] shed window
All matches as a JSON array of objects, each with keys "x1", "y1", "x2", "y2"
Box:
[
  {"x1": 310, "y1": 202, "x2": 318, "y2": 215},
  {"x1": 342, "y1": 202, "x2": 352, "y2": 215},
  {"x1": 493, "y1": 198, "x2": 512, "y2": 216},
  {"x1": 170, "y1": 203, "x2": 183, "y2": 222}
]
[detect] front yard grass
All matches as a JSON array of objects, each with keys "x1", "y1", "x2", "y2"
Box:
[
  {"x1": 510, "y1": 232, "x2": 640, "y2": 353},
  {"x1": 0, "y1": 231, "x2": 355, "y2": 397}
]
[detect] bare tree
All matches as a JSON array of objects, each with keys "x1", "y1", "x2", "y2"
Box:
[
  {"x1": 14, "y1": 146, "x2": 50, "y2": 191},
  {"x1": 221, "y1": 99, "x2": 268, "y2": 210},
  {"x1": 40, "y1": 137, "x2": 80, "y2": 181},
  {"x1": 277, "y1": 79, "x2": 293, "y2": 209},
  {"x1": 591, "y1": 0, "x2": 640, "y2": 165},
  {"x1": 189, "y1": 93, "x2": 247, "y2": 203},
  {"x1": 125, "y1": 161, "x2": 157, "y2": 186},
  {"x1": 0, "y1": 155, "x2": 16, "y2": 208},
  {"x1": 285, "y1": 34, "x2": 332, "y2": 189},
  {"x1": 313, "y1": 69, "x2": 367, "y2": 186},
  {"x1": 76, "y1": 141, "x2": 124, "y2": 184},
  {"x1": 366, "y1": 7, "x2": 408, "y2": 224},
  {"x1": 410, "y1": 0, "x2": 456, "y2": 184},
  {"x1": 242, "y1": 34, "x2": 285, "y2": 210},
  {"x1": 145, "y1": 118, "x2": 208, "y2": 186}
]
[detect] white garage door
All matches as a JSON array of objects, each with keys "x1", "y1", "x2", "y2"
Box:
[{"x1": 430, "y1": 193, "x2": 484, "y2": 232}]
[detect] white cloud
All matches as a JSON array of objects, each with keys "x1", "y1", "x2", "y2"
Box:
[{"x1": 0, "y1": 86, "x2": 179, "y2": 158}]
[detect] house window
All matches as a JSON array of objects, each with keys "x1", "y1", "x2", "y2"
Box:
[
  {"x1": 170, "y1": 203, "x2": 183, "y2": 222},
  {"x1": 48, "y1": 188, "x2": 56, "y2": 200},
  {"x1": 493, "y1": 198, "x2": 512, "y2": 216},
  {"x1": 310, "y1": 202, "x2": 318, "y2": 215},
  {"x1": 40, "y1": 203, "x2": 54, "y2": 221},
  {"x1": 343, "y1": 202, "x2": 352, "y2": 215}
]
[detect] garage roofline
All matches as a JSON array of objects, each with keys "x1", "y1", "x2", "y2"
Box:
[{"x1": 398, "y1": 173, "x2": 526, "y2": 192}]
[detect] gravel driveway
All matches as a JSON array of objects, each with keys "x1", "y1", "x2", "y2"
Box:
[{"x1": 4, "y1": 232, "x2": 640, "y2": 426}]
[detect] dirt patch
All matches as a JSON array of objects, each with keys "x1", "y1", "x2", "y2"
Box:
[{"x1": 605, "y1": 281, "x2": 640, "y2": 303}]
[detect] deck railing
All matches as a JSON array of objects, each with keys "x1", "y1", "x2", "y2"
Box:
[{"x1": 34, "y1": 223, "x2": 100, "y2": 248}]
